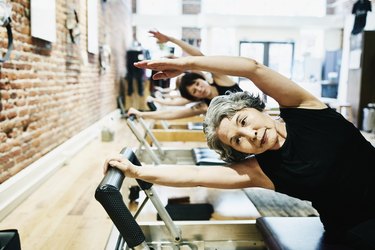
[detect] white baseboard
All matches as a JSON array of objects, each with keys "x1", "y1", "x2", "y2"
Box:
[{"x1": 0, "y1": 110, "x2": 120, "y2": 221}]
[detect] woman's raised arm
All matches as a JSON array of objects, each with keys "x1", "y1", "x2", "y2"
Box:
[
  {"x1": 105, "y1": 156, "x2": 273, "y2": 189},
  {"x1": 135, "y1": 56, "x2": 325, "y2": 108},
  {"x1": 149, "y1": 30, "x2": 204, "y2": 57}
]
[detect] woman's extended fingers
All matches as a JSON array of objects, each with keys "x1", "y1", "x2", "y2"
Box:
[
  {"x1": 133, "y1": 60, "x2": 152, "y2": 69},
  {"x1": 134, "y1": 60, "x2": 168, "y2": 70},
  {"x1": 127, "y1": 107, "x2": 140, "y2": 117},
  {"x1": 107, "y1": 158, "x2": 137, "y2": 178},
  {"x1": 134, "y1": 58, "x2": 184, "y2": 71},
  {"x1": 103, "y1": 154, "x2": 124, "y2": 174},
  {"x1": 148, "y1": 29, "x2": 168, "y2": 43}
]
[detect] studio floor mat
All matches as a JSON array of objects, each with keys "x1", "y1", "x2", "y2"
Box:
[{"x1": 243, "y1": 187, "x2": 319, "y2": 217}]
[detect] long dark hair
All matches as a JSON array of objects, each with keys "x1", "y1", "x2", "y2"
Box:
[{"x1": 178, "y1": 72, "x2": 206, "y2": 101}]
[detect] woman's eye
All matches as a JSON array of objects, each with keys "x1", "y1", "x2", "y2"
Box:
[
  {"x1": 241, "y1": 118, "x2": 246, "y2": 126},
  {"x1": 235, "y1": 137, "x2": 241, "y2": 145}
]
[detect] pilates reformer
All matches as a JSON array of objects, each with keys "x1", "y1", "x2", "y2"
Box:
[
  {"x1": 146, "y1": 101, "x2": 204, "y2": 131},
  {"x1": 126, "y1": 114, "x2": 261, "y2": 221},
  {"x1": 126, "y1": 113, "x2": 310, "y2": 220},
  {"x1": 96, "y1": 148, "x2": 351, "y2": 250},
  {"x1": 125, "y1": 114, "x2": 224, "y2": 166},
  {"x1": 95, "y1": 148, "x2": 265, "y2": 250}
]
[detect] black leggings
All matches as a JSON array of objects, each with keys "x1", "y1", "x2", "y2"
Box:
[{"x1": 126, "y1": 72, "x2": 144, "y2": 96}]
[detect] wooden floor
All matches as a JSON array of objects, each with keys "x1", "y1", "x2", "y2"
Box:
[
  {"x1": 0, "y1": 118, "x2": 143, "y2": 250},
  {"x1": 0, "y1": 116, "x2": 211, "y2": 250}
]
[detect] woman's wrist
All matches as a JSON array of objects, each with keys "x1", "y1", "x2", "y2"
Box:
[{"x1": 184, "y1": 56, "x2": 197, "y2": 70}]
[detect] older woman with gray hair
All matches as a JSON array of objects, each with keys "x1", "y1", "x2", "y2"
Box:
[
  {"x1": 203, "y1": 92, "x2": 266, "y2": 163},
  {"x1": 105, "y1": 55, "x2": 375, "y2": 249}
]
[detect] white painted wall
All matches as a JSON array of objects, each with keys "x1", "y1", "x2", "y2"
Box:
[
  {"x1": 133, "y1": 0, "x2": 375, "y2": 101},
  {"x1": 137, "y1": 0, "x2": 182, "y2": 15},
  {"x1": 338, "y1": 4, "x2": 375, "y2": 103}
]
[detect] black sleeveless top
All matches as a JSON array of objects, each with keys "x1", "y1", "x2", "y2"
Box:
[
  {"x1": 255, "y1": 107, "x2": 375, "y2": 233},
  {"x1": 203, "y1": 82, "x2": 242, "y2": 106}
]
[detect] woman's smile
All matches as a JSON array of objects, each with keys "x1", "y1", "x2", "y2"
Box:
[{"x1": 261, "y1": 129, "x2": 267, "y2": 146}]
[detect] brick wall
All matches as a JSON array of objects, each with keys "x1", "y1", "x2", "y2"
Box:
[{"x1": 0, "y1": 0, "x2": 132, "y2": 183}]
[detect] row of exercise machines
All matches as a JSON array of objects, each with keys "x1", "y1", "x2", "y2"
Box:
[{"x1": 95, "y1": 102, "x2": 350, "y2": 250}]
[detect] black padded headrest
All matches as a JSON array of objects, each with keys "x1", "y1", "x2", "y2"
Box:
[
  {"x1": 147, "y1": 101, "x2": 157, "y2": 111},
  {"x1": 187, "y1": 122, "x2": 204, "y2": 130},
  {"x1": 256, "y1": 217, "x2": 352, "y2": 250},
  {"x1": 0, "y1": 229, "x2": 21, "y2": 250},
  {"x1": 192, "y1": 147, "x2": 225, "y2": 166}
]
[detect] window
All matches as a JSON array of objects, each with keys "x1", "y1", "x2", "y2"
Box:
[
  {"x1": 240, "y1": 41, "x2": 295, "y2": 78},
  {"x1": 182, "y1": 27, "x2": 201, "y2": 55},
  {"x1": 182, "y1": 0, "x2": 201, "y2": 14},
  {"x1": 239, "y1": 41, "x2": 294, "y2": 105}
]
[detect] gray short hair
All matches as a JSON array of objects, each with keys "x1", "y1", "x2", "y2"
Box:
[{"x1": 203, "y1": 92, "x2": 265, "y2": 162}]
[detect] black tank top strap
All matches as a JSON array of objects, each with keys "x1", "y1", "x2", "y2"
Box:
[{"x1": 203, "y1": 82, "x2": 243, "y2": 106}]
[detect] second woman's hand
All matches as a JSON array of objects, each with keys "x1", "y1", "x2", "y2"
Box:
[
  {"x1": 148, "y1": 29, "x2": 169, "y2": 44},
  {"x1": 127, "y1": 107, "x2": 142, "y2": 117}
]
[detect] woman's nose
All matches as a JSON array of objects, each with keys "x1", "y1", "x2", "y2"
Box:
[
  {"x1": 249, "y1": 130, "x2": 258, "y2": 142},
  {"x1": 240, "y1": 128, "x2": 257, "y2": 141},
  {"x1": 196, "y1": 86, "x2": 202, "y2": 93}
]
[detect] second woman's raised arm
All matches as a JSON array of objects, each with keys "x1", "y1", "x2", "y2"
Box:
[{"x1": 149, "y1": 30, "x2": 204, "y2": 57}]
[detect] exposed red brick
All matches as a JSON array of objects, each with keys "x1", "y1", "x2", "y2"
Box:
[
  {"x1": 7, "y1": 111, "x2": 17, "y2": 120},
  {"x1": 0, "y1": 0, "x2": 122, "y2": 183},
  {"x1": 0, "y1": 132, "x2": 7, "y2": 142}
]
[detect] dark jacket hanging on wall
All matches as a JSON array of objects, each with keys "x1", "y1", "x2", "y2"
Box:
[{"x1": 352, "y1": 0, "x2": 372, "y2": 35}]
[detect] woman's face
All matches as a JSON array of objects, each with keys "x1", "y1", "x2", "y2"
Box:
[
  {"x1": 186, "y1": 79, "x2": 211, "y2": 99},
  {"x1": 216, "y1": 108, "x2": 279, "y2": 154}
]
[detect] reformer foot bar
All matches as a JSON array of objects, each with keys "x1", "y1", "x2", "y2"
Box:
[
  {"x1": 126, "y1": 114, "x2": 225, "y2": 166},
  {"x1": 146, "y1": 101, "x2": 204, "y2": 131},
  {"x1": 95, "y1": 148, "x2": 264, "y2": 250}
]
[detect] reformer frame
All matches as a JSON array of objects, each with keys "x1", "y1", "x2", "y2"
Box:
[
  {"x1": 95, "y1": 148, "x2": 265, "y2": 250},
  {"x1": 126, "y1": 114, "x2": 224, "y2": 166}
]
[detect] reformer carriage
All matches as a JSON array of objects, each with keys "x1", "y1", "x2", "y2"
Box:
[{"x1": 95, "y1": 148, "x2": 350, "y2": 250}]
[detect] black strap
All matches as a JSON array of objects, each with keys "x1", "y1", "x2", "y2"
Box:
[{"x1": 0, "y1": 18, "x2": 13, "y2": 63}]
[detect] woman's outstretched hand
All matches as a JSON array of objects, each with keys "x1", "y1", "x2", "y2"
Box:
[
  {"x1": 134, "y1": 58, "x2": 186, "y2": 80},
  {"x1": 103, "y1": 155, "x2": 138, "y2": 178},
  {"x1": 148, "y1": 29, "x2": 169, "y2": 44},
  {"x1": 127, "y1": 107, "x2": 142, "y2": 117}
]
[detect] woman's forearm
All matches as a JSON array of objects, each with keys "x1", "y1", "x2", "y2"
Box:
[
  {"x1": 141, "y1": 107, "x2": 202, "y2": 120},
  {"x1": 106, "y1": 155, "x2": 267, "y2": 189},
  {"x1": 154, "y1": 97, "x2": 190, "y2": 106},
  {"x1": 168, "y1": 36, "x2": 204, "y2": 57},
  {"x1": 185, "y1": 56, "x2": 259, "y2": 78},
  {"x1": 136, "y1": 164, "x2": 253, "y2": 189},
  {"x1": 136, "y1": 165, "x2": 201, "y2": 187},
  {"x1": 185, "y1": 56, "x2": 319, "y2": 107}
]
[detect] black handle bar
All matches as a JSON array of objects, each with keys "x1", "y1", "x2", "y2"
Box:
[{"x1": 95, "y1": 148, "x2": 152, "y2": 249}]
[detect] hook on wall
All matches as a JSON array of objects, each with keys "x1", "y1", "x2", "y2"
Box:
[{"x1": 0, "y1": 1, "x2": 13, "y2": 63}]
